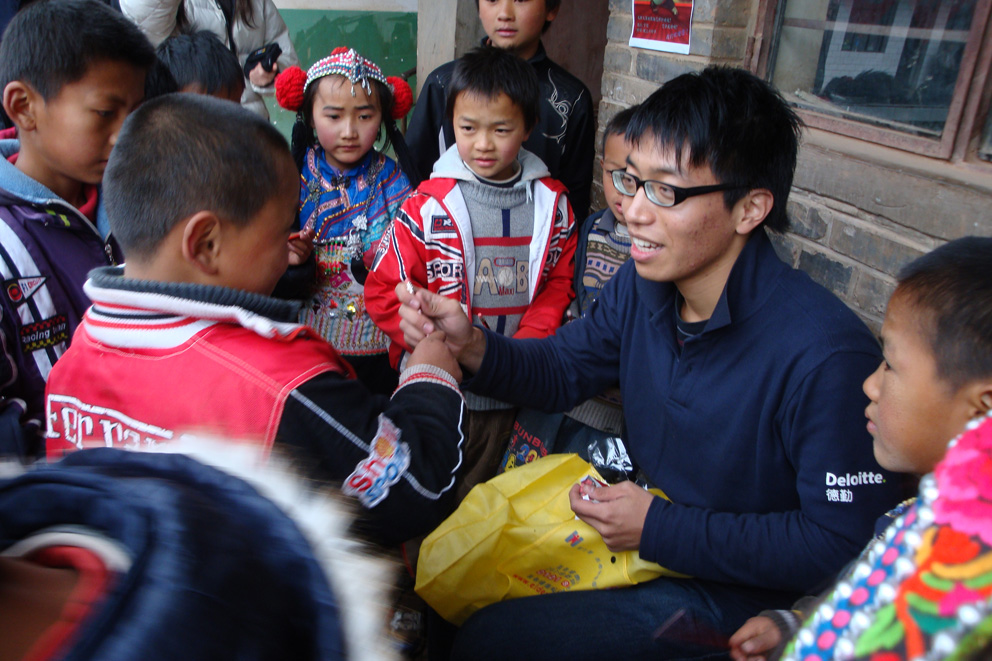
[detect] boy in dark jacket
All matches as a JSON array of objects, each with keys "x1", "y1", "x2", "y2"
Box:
[
  {"x1": 405, "y1": 0, "x2": 595, "y2": 218},
  {"x1": 44, "y1": 93, "x2": 467, "y2": 546},
  {"x1": 0, "y1": 0, "x2": 154, "y2": 458}
]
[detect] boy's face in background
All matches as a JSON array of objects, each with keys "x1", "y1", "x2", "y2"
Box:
[
  {"x1": 216, "y1": 154, "x2": 298, "y2": 296},
  {"x1": 601, "y1": 131, "x2": 629, "y2": 224},
  {"x1": 863, "y1": 292, "x2": 978, "y2": 475},
  {"x1": 14, "y1": 58, "x2": 145, "y2": 200},
  {"x1": 479, "y1": 0, "x2": 558, "y2": 60},
  {"x1": 453, "y1": 91, "x2": 530, "y2": 181}
]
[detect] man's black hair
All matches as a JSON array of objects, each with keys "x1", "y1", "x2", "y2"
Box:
[
  {"x1": 444, "y1": 45, "x2": 540, "y2": 133},
  {"x1": 601, "y1": 105, "x2": 637, "y2": 155},
  {"x1": 105, "y1": 93, "x2": 292, "y2": 260},
  {"x1": 893, "y1": 236, "x2": 992, "y2": 390},
  {"x1": 474, "y1": 0, "x2": 561, "y2": 33},
  {"x1": 625, "y1": 66, "x2": 803, "y2": 233},
  {"x1": 0, "y1": 0, "x2": 155, "y2": 102},
  {"x1": 155, "y1": 31, "x2": 245, "y2": 98}
]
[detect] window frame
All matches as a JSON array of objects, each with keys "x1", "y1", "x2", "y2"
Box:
[{"x1": 750, "y1": 0, "x2": 992, "y2": 161}]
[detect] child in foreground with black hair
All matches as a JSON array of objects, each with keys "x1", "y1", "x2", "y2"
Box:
[
  {"x1": 502, "y1": 105, "x2": 637, "y2": 471},
  {"x1": 366, "y1": 45, "x2": 576, "y2": 497},
  {"x1": 43, "y1": 93, "x2": 466, "y2": 547},
  {"x1": 730, "y1": 236, "x2": 992, "y2": 661},
  {"x1": 152, "y1": 29, "x2": 246, "y2": 102},
  {"x1": 0, "y1": 0, "x2": 154, "y2": 459},
  {"x1": 405, "y1": 0, "x2": 595, "y2": 218},
  {"x1": 274, "y1": 48, "x2": 416, "y2": 394}
]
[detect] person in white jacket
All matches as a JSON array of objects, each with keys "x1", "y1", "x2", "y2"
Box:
[{"x1": 121, "y1": 0, "x2": 299, "y2": 117}]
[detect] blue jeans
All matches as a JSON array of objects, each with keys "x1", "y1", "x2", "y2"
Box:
[{"x1": 450, "y1": 576, "x2": 795, "y2": 661}]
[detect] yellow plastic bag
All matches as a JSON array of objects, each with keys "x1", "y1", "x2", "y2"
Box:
[{"x1": 415, "y1": 453, "x2": 687, "y2": 625}]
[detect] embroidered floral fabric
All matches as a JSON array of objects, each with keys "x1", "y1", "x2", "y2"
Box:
[
  {"x1": 298, "y1": 147, "x2": 411, "y2": 356},
  {"x1": 782, "y1": 412, "x2": 992, "y2": 660}
]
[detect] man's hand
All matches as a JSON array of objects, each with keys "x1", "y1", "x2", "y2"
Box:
[
  {"x1": 568, "y1": 480, "x2": 654, "y2": 552},
  {"x1": 407, "y1": 330, "x2": 462, "y2": 382},
  {"x1": 394, "y1": 282, "x2": 485, "y2": 371},
  {"x1": 287, "y1": 228, "x2": 314, "y2": 266},
  {"x1": 728, "y1": 615, "x2": 782, "y2": 661},
  {"x1": 249, "y1": 61, "x2": 278, "y2": 87}
]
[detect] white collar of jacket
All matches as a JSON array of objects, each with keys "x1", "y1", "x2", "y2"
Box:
[{"x1": 82, "y1": 266, "x2": 308, "y2": 349}]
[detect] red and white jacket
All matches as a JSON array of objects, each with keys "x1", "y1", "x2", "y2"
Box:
[
  {"x1": 45, "y1": 268, "x2": 467, "y2": 545},
  {"x1": 366, "y1": 147, "x2": 576, "y2": 368}
]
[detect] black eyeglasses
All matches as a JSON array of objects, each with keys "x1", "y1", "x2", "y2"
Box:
[{"x1": 611, "y1": 170, "x2": 744, "y2": 208}]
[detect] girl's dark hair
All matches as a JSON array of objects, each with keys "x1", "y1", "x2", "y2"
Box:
[
  {"x1": 176, "y1": 0, "x2": 256, "y2": 53},
  {"x1": 290, "y1": 75, "x2": 417, "y2": 182}
]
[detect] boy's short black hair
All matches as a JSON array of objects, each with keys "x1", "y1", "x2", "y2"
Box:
[
  {"x1": 894, "y1": 236, "x2": 992, "y2": 390},
  {"x1": 0, "y1": 0, "x2": 155, "y2": 102},
  {"x1": 474, "y1": 0, "x2": 561, "y2": 33},
  {"x1": 445, "y1": 45, "x2": 540, "y2": 133},
  {"x1": 156, "y1": 31, "x2": 245, "y2": 98},
  {"x1": 601, "y1": 105, "x2": 637, "y2": 155},
  {"x1": 104, "y1": 93, "x2": 292, "y2": 260},
  {"x1": 145, "y1": 58, "x2": 181, "y2": 100},
  {"x1": 625, "y1": 66, "x2": 803, "y2": 233}
]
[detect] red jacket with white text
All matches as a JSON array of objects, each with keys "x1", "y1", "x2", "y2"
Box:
[
  {"x1": 365, "y1": 147, "x2": 576, "y2": 368},
  {"x1": 45, "y1": 268, "x2": 466, "y2": 544}
]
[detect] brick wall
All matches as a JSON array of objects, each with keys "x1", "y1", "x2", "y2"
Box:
[{"x1": 598, "y1": 0, "x2": 992, "y2": 333}]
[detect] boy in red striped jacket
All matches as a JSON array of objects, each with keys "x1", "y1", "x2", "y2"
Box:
[{"x1": 366, "y1": 45, "x2": 576, "y2": 497}]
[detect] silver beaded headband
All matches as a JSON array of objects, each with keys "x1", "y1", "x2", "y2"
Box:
[{"x1": 304, "y1": 48, "x2": 387, "y2": 97}]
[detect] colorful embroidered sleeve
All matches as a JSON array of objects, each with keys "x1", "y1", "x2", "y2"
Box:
[{"x1": 781, "y1": 412, "x2": 992, "y2": 660}]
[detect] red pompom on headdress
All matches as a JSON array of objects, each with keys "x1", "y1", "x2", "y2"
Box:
[
  {"x1": 388, "y1": 76, "x2": 413, "y2": 120},
  {"x1": 275, "y1": 66, "x2": 307, "y2": 112}
]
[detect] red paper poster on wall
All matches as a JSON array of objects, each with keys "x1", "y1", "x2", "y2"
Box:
[{"x1": 629, "y1": 0, "x2": 693, "y2": 54}]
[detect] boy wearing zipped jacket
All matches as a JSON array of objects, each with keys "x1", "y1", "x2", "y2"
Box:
[
  {"x1": 0, "y1": 0, "x2": 154, "y2": 458},
  {"x1": 365, "y1": 146, "x2": 574, "y2": 369},
  {"x1": 365, "y1": 46, "x2": 575, "y2": 495}
]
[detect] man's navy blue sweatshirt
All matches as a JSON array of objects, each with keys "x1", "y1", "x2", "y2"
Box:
[{"x1": 466, "y1": 230, "x2": 907, "y2": 595}]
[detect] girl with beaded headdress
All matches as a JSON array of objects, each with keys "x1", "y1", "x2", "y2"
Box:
[{"x1": 275, "y1": 48, "x2": 415, "y2": 393}]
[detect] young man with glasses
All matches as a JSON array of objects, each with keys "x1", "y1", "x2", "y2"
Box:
[{"x1": 394, "y1": 66, "x2": 907, "y2": 659}]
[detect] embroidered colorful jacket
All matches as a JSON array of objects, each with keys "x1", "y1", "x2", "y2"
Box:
[
  {"x1": 0, "y1": 137, "x2": 121, "y2": 458},
  {"x1": 45, "y1": 267, "x2": 466, "y2": 545},
  {"x1": 297, "y1": 148, "x2": 411, "y2": 356},
  {"x1": 365, "y1": 147, "x2": 576, "y2": 368},
  {"x1": 781, "y1": 411, "x2": 992, "y2": 660}
]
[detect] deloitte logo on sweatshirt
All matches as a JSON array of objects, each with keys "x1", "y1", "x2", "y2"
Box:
[{"x1": 825, "y1": 471, "x2": 885, "y2": 487}]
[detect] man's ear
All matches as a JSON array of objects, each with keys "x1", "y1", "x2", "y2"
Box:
[
  {"x1": 735, "y1": 188, "x2": 774, "y2": 236},
  {"x1": 3, "y1": 81, "x2": 39, "y2": 131},
  {"x1": 545, "y1": 3, "x2": 560, "y2": 22},
  {"x1": 181, "y1": 211, "x2": 223, "y2": 276}
]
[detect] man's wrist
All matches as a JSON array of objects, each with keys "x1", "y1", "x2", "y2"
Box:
[{"x1": 456, "y1": 326, "x2": 486, "y2": 373}]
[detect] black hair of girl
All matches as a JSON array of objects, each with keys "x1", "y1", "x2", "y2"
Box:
[
  {"x1": 176, "y1": 0, "x2": 256, "y2": 53},
  {"x1": 290, "y1": 76, "x2": 418, "y2": 184}
]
